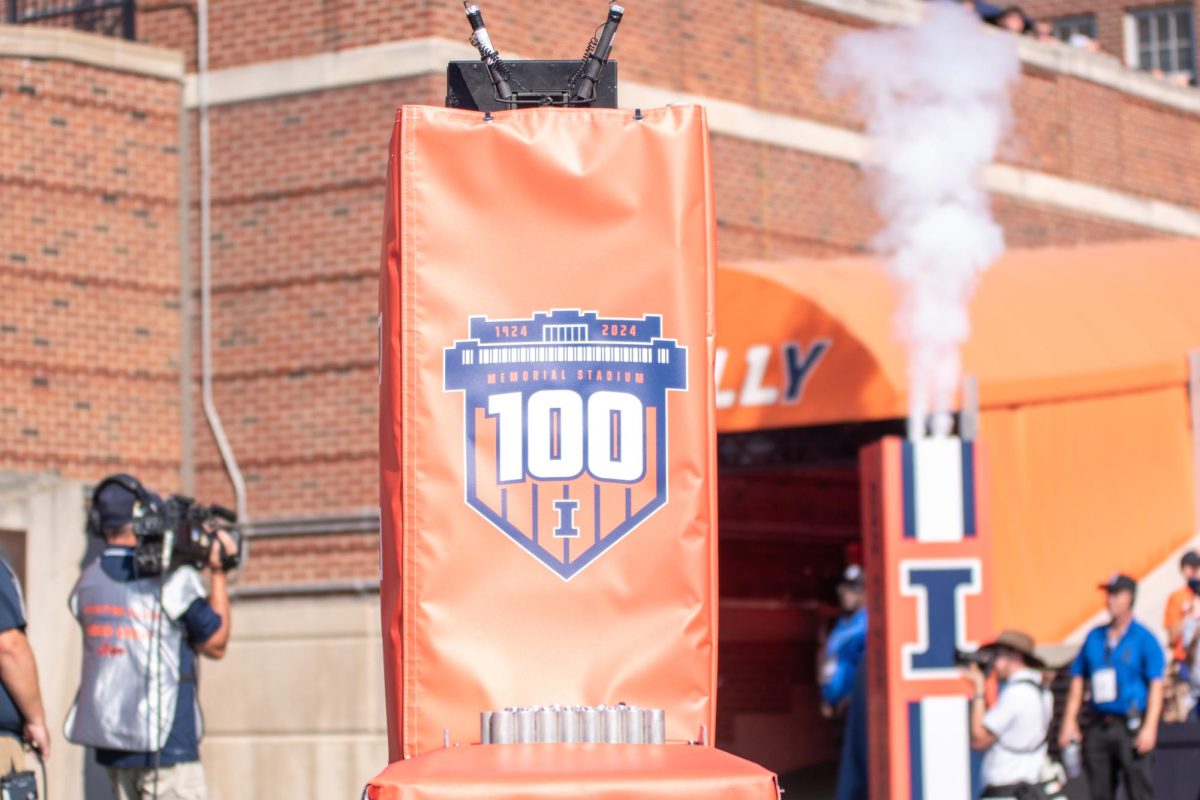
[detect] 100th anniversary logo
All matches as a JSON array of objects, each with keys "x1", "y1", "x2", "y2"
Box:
[{"x1": 444, "y1": 310, "x2": 688, "y2": 580}]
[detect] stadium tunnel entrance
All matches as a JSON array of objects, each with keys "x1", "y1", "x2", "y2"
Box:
[
  {"x1": 714, "y1": 420, "x2": 902, "y2": 779},
  {"x1": 712, "y1": 240, "x2": 1200, "y2": 778}
]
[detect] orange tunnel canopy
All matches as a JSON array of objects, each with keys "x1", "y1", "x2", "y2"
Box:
[{"x1": 717, "y1": 239, "x2": 1200, "y2": 643}]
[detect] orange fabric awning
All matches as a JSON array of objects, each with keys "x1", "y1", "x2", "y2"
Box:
[
  {"x1": 717, "y1": 238, "x2": 1200, "y2": 642},
  {"x1": 716, "y1": 238, "x2": 1200, "y2": 432}
]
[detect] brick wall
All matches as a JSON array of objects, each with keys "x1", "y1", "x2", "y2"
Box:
[
  {"x1": 188, "y1": 76, "x2": 444, "y2": 521},
  {"x1": 241, "y1": 533, "x2": 378, "y2": 587},
  {"x1": 0, "y1": 51, "x2": 183, "y2": 492}
]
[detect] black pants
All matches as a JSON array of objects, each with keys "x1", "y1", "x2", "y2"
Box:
[{"x1": 1082, "y1": 717, "x2": 1154, "y2": 800}]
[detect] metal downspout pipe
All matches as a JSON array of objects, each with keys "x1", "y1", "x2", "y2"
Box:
[{"x1": 197, "y1": 0, "x2": 247, "y2": 521}]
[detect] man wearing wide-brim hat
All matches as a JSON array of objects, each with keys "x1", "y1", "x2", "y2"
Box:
[{"x1": 961, "y1": 630, "x2": 1055, "y2": 799}]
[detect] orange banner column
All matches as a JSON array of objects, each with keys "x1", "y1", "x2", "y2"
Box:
[
  {"x1": 378, "y1": 105, "x2": 719, "y2": 759},
  {"x1": 860, "y1": 436, "x2": 993, "y2": 799}
]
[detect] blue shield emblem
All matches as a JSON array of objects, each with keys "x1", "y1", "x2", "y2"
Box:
[{"x1": 444, "y1": 310, "x2": 688, "y2": 580}]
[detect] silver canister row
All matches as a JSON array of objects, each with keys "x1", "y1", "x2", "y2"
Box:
[{"x1": 481, "y1": 704, "x2": 666, "y2": 745}]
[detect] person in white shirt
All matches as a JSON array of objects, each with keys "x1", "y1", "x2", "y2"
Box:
[{"x1": 963, "y1": 630, "x2": 1055, "y2": 799}]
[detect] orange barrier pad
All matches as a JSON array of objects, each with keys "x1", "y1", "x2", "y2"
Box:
[
  {"x1": 365, "y1": 745, "x2": 779, "y2": 800},
  {"x1": 379, "y1": 105, "x2": 719, "y2": 758}
]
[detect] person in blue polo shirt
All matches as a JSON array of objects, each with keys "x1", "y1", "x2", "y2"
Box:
[
  {"x1": 820, "y1": 565, "x2": 868, "y2": 800},
  {"x1": 820, "y1": 565, "x2": 868, "y2": 716},
  {"x1": 1058, "y1": 574, "x2": 1164, "y2": 800}
]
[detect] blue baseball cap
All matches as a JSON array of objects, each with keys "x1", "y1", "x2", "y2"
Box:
[
  {"x1": 94, "y1": 477, "x2": 159, "y2": 531},
  {"x1": 1099, "y1": 574, "x2": 1137, "y2": 594}
]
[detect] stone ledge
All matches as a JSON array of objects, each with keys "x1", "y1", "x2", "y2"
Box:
[
  {"x1": 180, "y1": 25, "x2": 1200, "y2": 116},
  {"x1": 0, "y1": 23, "x2": 183, "y2": 82},
  {"x1": 183, "y1": 36, "x2": 473, "y2": 107}
]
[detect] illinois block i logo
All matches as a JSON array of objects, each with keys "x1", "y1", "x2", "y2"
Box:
[{"x1": 444, "y1": 310, "x2": 688, "y2": 580}]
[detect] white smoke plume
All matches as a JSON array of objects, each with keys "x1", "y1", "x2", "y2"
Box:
[{"x1": 823, "y1": 4, "x2": 1020, "y2": 438}]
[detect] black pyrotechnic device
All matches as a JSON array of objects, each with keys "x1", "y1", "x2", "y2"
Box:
[
  {"x1": 463, "y1": 1, "x2": 513, "y2": 101},
  {"x1": 451, "y1": 2, "x2": 624, "y2": 111},
  {"x1": 570, "y1": 3, "x2": 624, "y2": 103}
]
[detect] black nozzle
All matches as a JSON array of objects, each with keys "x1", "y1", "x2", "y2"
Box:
[
  {"x1": 463, "y1": 1, "x2": 483, "y2": 27},
  {"x1": 462, "y1": 1, "x2": 513, "y2": 101},
  {"x1": 572, "y1": 3, "x2": 624, "y2": 103}
]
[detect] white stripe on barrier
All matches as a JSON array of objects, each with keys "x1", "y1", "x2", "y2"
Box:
[
  {"x1": 920, "y1": 696, "x2": 971, "y2": 800},
  {"x1": 913, "y1": 439, "x2": 965, "y2": 543}
]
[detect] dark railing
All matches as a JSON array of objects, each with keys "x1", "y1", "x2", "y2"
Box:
[{"x1": 6, "y1": 0, "x2": 136, "y2": 40}]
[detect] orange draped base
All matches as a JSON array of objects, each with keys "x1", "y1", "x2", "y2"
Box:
[{"x1": 365, "y1": 745, "x2": 779, "y2": 800}]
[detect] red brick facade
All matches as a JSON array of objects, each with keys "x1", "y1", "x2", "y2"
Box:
[{"x1": 0, "y1": 54, "x2": 182, "y2": 493}]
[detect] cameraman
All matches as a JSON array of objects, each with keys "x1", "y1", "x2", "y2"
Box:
[
  {"x1": 962, "y1": 630, "x2": 1054, "y2": 800},
  {"x1": 65, "y1": 475, "x2": 235, "y2": 800}
]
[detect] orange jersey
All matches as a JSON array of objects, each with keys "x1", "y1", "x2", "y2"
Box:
[{"x1": 1164, "y1": 586, "x2": 1194, "y2": 662}]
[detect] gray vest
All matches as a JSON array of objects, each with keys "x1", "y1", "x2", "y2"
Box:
[{"x1": 64, "y1": 553, "x2": 206, "y2": 752}]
